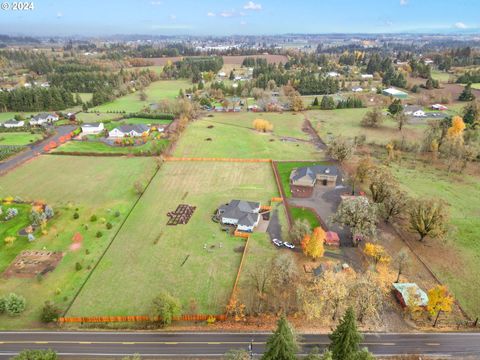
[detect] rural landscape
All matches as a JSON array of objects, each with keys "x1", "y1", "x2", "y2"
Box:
[{"x1": 0, "y1": 0, "x2": 480, "y2": 359}]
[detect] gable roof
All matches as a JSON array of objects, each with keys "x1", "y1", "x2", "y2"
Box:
[
  {"x1": 82, "y1": 122, "x2": 103, "y2": 128},
  {"x1": 218, "y1": 200, "x2": 260, "y2": 227},
  {"x1": 32, "y1": 113, "x2": 57, "y2": 121},
  {"x1": 291, "y1": 165, "x2": 340, "y2": 182},
  {"x1": 393, "y1": 283, "x2": 429, "y2": 307},
  {"x1": 116, "y1": 124, "x2": 150, "y2": 134},
  {"x1": 4, "y1": 119, "x2": 22, "y2": 125}
]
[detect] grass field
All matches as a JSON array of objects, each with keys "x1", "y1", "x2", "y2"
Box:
[
  {"x1": 67, "y1": 161, "x2": 279, "y2": 316},
  {"x1": 309, "y1": 108, "x2": 427, "y2": 146},
  {"x1": 0, "y1": 132, "x2": 43, "y2": 145},
  {"x1": 471, "y1": 83, "x2": 480, "y2": 90},
  {"x1": 275, "y1": 161, "x2": 330, "y2": 197},
  {"x1": 75, "y1": 112, "x2": 123, "y2": 123},
  {"x1": 91, "y1": 80, "x2": 191, "y2": 113},
  {"x1": 431, "y1": 70, "x2": 453, "y2": 83},
  {"x1": 290, "y1": 207, "x2": 321, "y2": 229},
  {"x1": 0, "y1": 112, "x2": 35, "y2": 123},
  {"x1": 54, "y1": 138, "x2": 169, "y2": 155},
  {"x1": 78, "y1": 93, "x2": 93, "y2": 103},
  {"x1": 174, "y1": 112, "x2": 323, "y2": 160},
  {"x1": 0, "y1": 156, "x2": 156, "y2": 329},
  {"x1": 391, "y1": 163, "x2": 480, "y2": 317}
]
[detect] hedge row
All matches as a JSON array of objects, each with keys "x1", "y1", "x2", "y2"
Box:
[{"x1": 127, "y1": 112, "x2": 175, "y2": 120}]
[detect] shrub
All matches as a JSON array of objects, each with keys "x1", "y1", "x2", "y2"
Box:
[
  {"x1": 114, "y1": 210, "x2": 121, "y2": 218},
  {"x1": 4, "y1": 236, "x2": 16, "y2": 246},
  {"x1": 90, "y1": 214, "x2": 97, "y2": 222},
  {"x1": 75, "y1": 262, "x2": 82, "y2": 271},
  {"x1": 5, "y1": 293, "x2": 26, "y2": 316},
  {"x1": 106, "y1": 222, "x2": 113, "y2": 230},
  {"x1": 73, "y1": 212, "x2": 79, "y2": 219},
  {"x1": 13, "y1": 349, "x2": 57, "y2": 360},
  {"x1": 96, "y1": 231, "x2": 103, "y2": 238},
  {"x1": 0, "y1": 297, "x2": 5, "y2": 314},
  {"x1": 41, "y1": 301, "x2": 61, "y2": 323}
]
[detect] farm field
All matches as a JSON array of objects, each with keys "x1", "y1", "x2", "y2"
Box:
[
  {"x1": 309, "y1": 108, "x2": 427, "y2": 146},
  {"x1": 431, "y1": 70, "x2": 453, "y2": 83},
  {"x1": 75, "y1": 112, "x2": 123, "y2": 123},
  {"x1": 0, "y1": 156, "x2": 156, "y2": 328},
  {"x1": 120, "y1": 117, "x2": 172, "y2": 125},
  {"x1": 0, "y1": 132, "x2": 43, "y2": 145},
  {"x1": 67, "y1": 161, "x2": 279, "y2": 316},
  {"x1": 391, "y1": 163, "x2": 480, "y2": 317},
  {"x1": 174, "y1": 112, "x2": 323, "y2": 160},
  {"x1": 91, "y1": 80, "x2": 191, "y2": 113}
]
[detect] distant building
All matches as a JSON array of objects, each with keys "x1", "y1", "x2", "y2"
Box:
[
  {"x1": 109, "y1": 124, "x2": 150, "y2": 138},
  {"x1": 327, "y1": 71, "x2": 339, "y2": 77},
  {"x1": 290, "y1": 165, "x2": 340, "y2": 188},
  {"x1": 3, "y1": 119, "x2": 25, "y2": 128},
  {"x1": 404, "y1": 105, "x2": 426, "y2": 117},
  {"x1": 81, "y1": 122, "x2": 104, "y2": 135},
  {"x1": 431, "y1": 104, "x2": 448, "y2": 111},
  {"x1": 382, "y1": 87, "x2": 408, "y2": 99},
  {"x1": 30, "y1": 113, "x2": 59, "y2": 126},
  {"x1": 361, "y1": 74, "x2": 373, "y2": 79}
]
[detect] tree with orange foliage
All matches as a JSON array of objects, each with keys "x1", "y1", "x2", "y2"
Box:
[
  {"x1": 301, "y1": 233, "x2": 311, "y2": 252},
  {"x1": 252, "y1": 119, "x2": 274, "y2": 133},
  {"x1": 427, "y1": 285, "x2": 454, "y2": 327},
  {"x1": 304, "y1": 227, "x2": 325, "y2": 259}
]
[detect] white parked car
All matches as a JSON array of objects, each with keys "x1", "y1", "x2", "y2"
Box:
[
  {"x1": 283, "y1": 242, "x2": 295, "y2": 249},
  {"x1": 272, "y1": 238, "x2": 283, "y2": 247}
]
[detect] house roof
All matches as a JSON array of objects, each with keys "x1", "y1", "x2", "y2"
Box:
[
  {"x1": 404, "y1": 105, "x2": 423, "y2": 113},
  {"x1": 32, "y1": 113, "x2": 57, "y2": 120},
  {"x1": 218, "y1": 200, "x2": 260, "y2": 227},
  {"x1": 290, "y1": 165, "x2": 340, "y2": 183},
  {"x1": 383, "y1": 87, "x2": 407, "y2": 96},
  {"x1": 82, "y1": 122, "x2": 102, "y2": 128},
  {"x1": 4, "y1": 119, "x2": 21, "y2": 125},
  {"x1": 116, "y1": 124, "x2": 150, "y2": 133},
  {"x1": 393, "y1": 283, "x2": 429, "y2": 307}
]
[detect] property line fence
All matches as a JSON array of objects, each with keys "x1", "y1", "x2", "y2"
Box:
[
  {"x1": 270, "y1": 161, "x2": 293, "y2": 229},
  {"x1": 58, "y1": 314, "x2": 226, "y2": 324},
  {"x1": 164, "y1": 157, "x2": 271, "y2": 163}
]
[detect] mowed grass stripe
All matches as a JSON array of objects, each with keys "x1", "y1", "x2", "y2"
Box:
[{"x1": 67, "y1": 161, "x2": 279, "y2": 316}]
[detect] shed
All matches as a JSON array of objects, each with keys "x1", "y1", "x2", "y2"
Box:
[
  {"x1": 325, "y1": 231, "x2": 340, "y2": 247},
  {"x1": 392, "y1": 283, "x2": 428, "y2": 308}
]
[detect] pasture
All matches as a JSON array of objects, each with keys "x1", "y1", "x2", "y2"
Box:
[
  {"x1": 67, "y1": 161, "x2": 279, "y2": 316},
  {"x1": 0, "y1": 156, "x2": 156, "y2": 329},
  {"x1": 91, "y1": 80, "x2": 191, "y2": 113},
  {"x1": 391, "y1": 162, "x2": 480, "y2": 317},
  {"x1": 0, "y1": 132, "x2": 42, "y2": 145},
  {"x1": 54, "y1": 138, "x2": 169, "y2": 155},
  {"x1": 174, "y1": 112, "x2": 323, "y2": 160}
]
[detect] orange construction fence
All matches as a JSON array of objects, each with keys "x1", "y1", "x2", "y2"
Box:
[
  {"x1": 271, "y1": 197, "x2": 283, "y2": 202},
  {"x1": 233, "y1": 230, "x2": 250, "y2": 239},
  {"x1": 164, "y1": 157, "x2": 271, "y2": 163},
  {"x1": 58, "y1": 314, "x2": 226, "y2": 324},
  {"x1": 260, "y1": 205, "x2": 272, "y2": 211}
]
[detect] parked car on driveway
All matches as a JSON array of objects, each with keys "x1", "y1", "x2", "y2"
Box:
[
  {"x1": 283, "y1": 242, "x2": 295, "y2": 249},
  {"x1": 272, "y1": 238, "x2": 283, "y2": 247}
]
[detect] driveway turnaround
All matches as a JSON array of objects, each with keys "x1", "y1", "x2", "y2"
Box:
[{"x1": 0, "y1": 331, "x2": 479, "y2": 358}]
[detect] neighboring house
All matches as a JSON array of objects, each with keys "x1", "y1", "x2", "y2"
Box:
[
  {"x1": 361, "y1": 74, "x2": 373, "y2": 79},
  {"x1": 3, "y1": 119, "x2": 25, "y2": 128},
  {"x1": 404, "y1": 105, "x2": 426, "y2": 117},
  {"x1": 217, "y1": 200, "x2": 261, "y2": 232},
  {"x1": 382, "y1": 87, "x2": 408, "y2": 99},
  {"x1": 218, "y1": 71, "x2": 226, "y2": 78},
  {"x1": 290, "y1": 165, "x2": 340, "y2": 188},
  {"x1": 431, "y1": 104, "x2": 448, "y2": 111},
  {"x1": 352, "y1": 86, "x2": 363, "y2": 92},
  {"x1": 30, "y1": 113, "x2": 59, "y2": 125},
  {"x1": 392, "y1": 283, "x2": 429, "y2": 308},
  {"x1": 81, "y1": 122, "x2": 104, "y2": 135},
  {"x1": 108, "y1": 124, "x2": 150, "y2": 138}
]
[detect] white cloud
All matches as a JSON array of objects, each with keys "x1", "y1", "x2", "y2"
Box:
[
  {"x1": 56, "y1": 11, "x2": 63, "y2": 18},
  {"x1": 244, "y1": 1, "x2": 262, "y2": 10},
  {"x1": 150, "y1": 1, "x2": 162, "y2": 5},
  {"x1": 219, "y1": 11, "x2": 235, "y2": 17},
  {"x1": 399, "y1": 0, "x2": 407, "y2": 5},
  {"x1": 240, "y1": 20, "x2": 247, "y2": 26},
  {"x1": 454, "y1": 22, "x2": 467, "y2": 29},
  {"x1": 207, "y1": 12, "x2": 216, "y2": 17},
  {"x1": 169, "y1": 14, "x2": 177, "y2": 20}
]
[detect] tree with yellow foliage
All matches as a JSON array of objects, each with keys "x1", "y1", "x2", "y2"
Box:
[
  {"x1": 363, "y1": 243, "x2": 390, "y2": 268},
  {"x1": 252, "y1": 119, "x2": 274, "y2": 133},
  {"x1": 427, "y1": 285, "x2": 454, "y2": 327},
  {"x1": 447, "y1": 116, "x2": 466, "y2": 140},
  {"x1": 304, "y1": 227, "x2": 325, "y2": 259}
]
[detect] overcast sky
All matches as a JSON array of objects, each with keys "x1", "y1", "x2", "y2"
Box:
[{"x1": 0, "y1": 0, "x2": 478, "y2": 36}]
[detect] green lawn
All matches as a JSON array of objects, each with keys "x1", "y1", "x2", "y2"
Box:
[
  {"x1": 391, "y1": 163, "x2": 480, "y2": 317},
  {"x1": 290, "y1": 207, "x2": 321, "y2": 229},
  {"x1": 67, "y1": 161, "x2": 279, "y2": 316},
  {"x1": 78, "y1": 93, "x2": 93, "y2": 103},
  {"x1": 308, "y1": 108, "x2": 427, "y2": 146},
  {"x1": 75, "y1": 112, "x2": 123, "y2": 123},
  {"x1": 91, "y1": 80, "x2": 191, "y2": 113},
  {"x1": 54, "y1": 138, "x2": 169, "y2": 155},
  {"x1": 275, "y1": 161, "x2": 331, "y2": 197},
  {"x1": 121, "y1": 117, "x2": 172, "y2": 126},
  {"x1": 471, "y1": 83, "x2": 480, "y2": 90},
  {"x1": 174, "y1": 112, "x2": 324, "y2": 160},
  {"x1": 0, "y1": 156, "x2": 157, "y2": 329},
  {"x1": 0, "y1": 132, "x2": 42, "y2": 146},
  {"x1": 0, "y1": 113, "x2": 35, "y2": 123},
  {"x1": 431, "y1": 70, "x2": 453, "y2": 83}
]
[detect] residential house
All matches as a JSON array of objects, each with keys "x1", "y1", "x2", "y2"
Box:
[
  {"x1": 382, "y1": 87, "x2": 408, "y2": 99},
  {"x1": 3, "y1": 119, "x2": 25, "y2": 128},
  {"x1": 81, "y1": 122, "x2": 105, "y2": 135},
  {"x1": 404, "y1": 105, "x2": 426, "y2": 117},
  {"x1": 431, "y1": 104, "x2": 448, "y2": 111},
  {"x1": 217, "y1": 200, "x2": 261, "y2": 232},
  {"x1": 108, "y1": 124, "x2": 150, "y2": 138},
  {"x1": 290, "y1": 165, "x2": 340, "y2": 188},
  {"x1": 392, "y1": 283, "x2": 429, "y2": 308},
  {"x1": 30, "y1": 113, "x2": 59, "y2": 126}
]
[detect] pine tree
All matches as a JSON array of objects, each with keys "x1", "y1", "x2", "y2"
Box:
[
  {"x1": 261, "y1": 316, "x2": 298, "y2": 360},
  {"x1": 329, "y1": 307, "x2": 363, "y2": 360},
  {"x1": 312, "y1": 97, "x2": 319, "y2": 106}
]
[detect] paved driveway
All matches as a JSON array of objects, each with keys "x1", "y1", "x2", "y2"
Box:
[{"x1": 0, "y1": 125, "x2": 76, "y2": 175}]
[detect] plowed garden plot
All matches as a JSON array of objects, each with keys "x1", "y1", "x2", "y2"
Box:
[{"x1": 67, "y1": 161, "x2": 279, "y2": 316}]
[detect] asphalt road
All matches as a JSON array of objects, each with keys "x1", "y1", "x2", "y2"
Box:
[
  {"x1": 0, "y1": 331, "x2": 479, "y2": 358},
  {"x1": 0, "y1": 125, "x2": 76, "y2": 175}
]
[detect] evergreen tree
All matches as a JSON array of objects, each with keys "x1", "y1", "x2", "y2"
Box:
[
  {"x1": 262, "y1": 316, "x2": 298, "y2": 360},
  {"x1": 329, "y1": 307, "x2": 362, "y2": 360},
  {"x1": 459, "y1": 83, "x2": 476, "y2": 101},
  {"x1": 388, "y1": 99, "x2": 403, "y2": 115},
  {"x1": 320, "y1": 96, "x2": 335, "y2": 110},
  {"x1": 312, "y1": 96, "x2": 319, "y2": 106},
  {"x1": 75, "y1": 93, "x2": 83, "y2": 105}
]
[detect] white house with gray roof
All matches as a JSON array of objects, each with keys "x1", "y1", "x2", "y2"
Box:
[
  {"x1": 30, "y1": 113, "x2": 59, "y2": 126},
  {"x1": 3, "y1": 119, "x2": 25, "y2": 128},
  {"x1": 108, "y1": 124, "x2": 150, "y2": 138},
  {"x1": 217, "y1": 200, "x2": 261, "y2": 232},
  {"x1": 81, "y1": 122, "x2": 104, "y2": 135}
]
